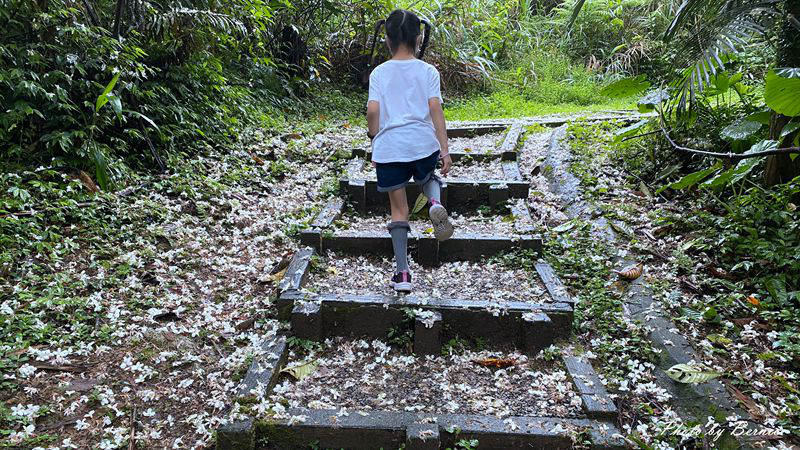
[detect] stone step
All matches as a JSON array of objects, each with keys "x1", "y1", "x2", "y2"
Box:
[
  {"x1": 301, "y1": 198, "x2": 539, "y2": 264},
  {"x1": 340, "y1": 156, "x2": 528, "y2": 213},
  {"x1": 354, "y1": 123, "x2": 523, "y2": 163},
  {"x1": 275, "y1": 249, "x2": 572, "y2": 352},
  {"x1": 217, "y1": 337, "x2": 622, "y2": 450}
]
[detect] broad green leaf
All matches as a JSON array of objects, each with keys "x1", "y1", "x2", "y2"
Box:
[
  {"x1": 727, "y1": 158, "x2": 760, "y2": 186},
  {"x1": 656, "y1": 161, "x2": 721, "y2": 193},
  {"x1": 745, "y1": 110, "x2": 772, "y2": 125},
  {"x1": 614, "y1": 120, "x2": 649, "y2": 142},
  {"x1": 637, "y1": 89, "x2": 669, "y2": 113},
  {"x1": 411, "y1": 193, "x2": 428, "y2": 215},
  {"x1": 280, "y1": 359, "x2": 318, "y2": 381},
  {"x1": 109, "y1": 95, "x2": 122, "y2": 116},
  {"x1": 721, "y1": 119, "x2": 761, "y2": 141},
  {"x1": 765, "y1": 69, "x2": 800, "y2": 116},
  {"x1": 665, "y1": 363, "x2": 722, "y2": 384},
  {"x1": 746, "y1": 139, "x2": 779, "y2": 155},
  {"x1": 600, "y1": 75, "x2": 650, "y2": 98},
  {"x1": 780, "y1": 122, "x2": 799, "y2": 138},
  {"x1": 95, "y1": 73, "x2": 120, "y2": 113}
]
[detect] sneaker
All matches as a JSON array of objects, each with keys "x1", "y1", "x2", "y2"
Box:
[
  {"x1": 391, "y1": 271, "x2": 412, "y2": 292},
  {"x1": 429, "y1": 203, "x2": 454, "y2": 241}
]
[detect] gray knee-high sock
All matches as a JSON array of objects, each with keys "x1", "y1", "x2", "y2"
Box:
[
  {"x1": 422, "y1": 176, "x2": 441, "y2": 204},
  {"x1": 387, "y1": 221, "x2": 410, "y2": 272}
]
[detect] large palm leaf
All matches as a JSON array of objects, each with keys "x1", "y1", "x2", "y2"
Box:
[
  {"x1": 666, "y1": 0, "x2": 781, "y2": 111},
  {"x1": 568, "y1": 0, "x2": 783, "y2": 111}
]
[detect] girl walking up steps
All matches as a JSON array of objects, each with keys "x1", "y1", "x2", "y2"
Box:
[{"x1": 365, "y1": 9, "x2": 453, "y2": 293}]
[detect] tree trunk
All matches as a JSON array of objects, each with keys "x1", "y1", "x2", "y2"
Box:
[{"x1": 764, "y1": 0, "x2": 800, "y2": 186}]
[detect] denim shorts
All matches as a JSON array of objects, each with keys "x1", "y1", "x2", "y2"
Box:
[{"x1": 375, "y1": 150, "x2": 440, "y2": 192}]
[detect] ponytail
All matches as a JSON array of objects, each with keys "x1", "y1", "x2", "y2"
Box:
[
  {"x1": 368, "y1": 19, "x2": 385, "y2": 70},
  {"x1": 418, "y1": 19, "x2": 431, "y2": 59}
]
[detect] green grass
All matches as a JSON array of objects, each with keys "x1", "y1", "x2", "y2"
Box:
[
  {"x1": 443, "y1": 47, "x2": 637, "y2": 121},
  {"x1": 444, "y1": 87, "x2": 636, "y2": 121}
]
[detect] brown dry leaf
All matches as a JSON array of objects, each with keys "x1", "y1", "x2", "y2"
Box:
[
  {"x1": 707, "y1": 266, "x2": 736, "y2": 280},
  {"x1": 727, "y1": 385, "x2": 764, "y2": 421},
  {"x1": 251, "y1": 154, "x2": 265, "y2": 165},
  {"x1": 614, "y1": 263, "x2": 643, "y2": 281},
  {"x1": 235, "y1": 316, "x2": 256, "y2": 332},
  {"x1": 281, "y1": 133, "x2": 303, "y2": 142},
  {"x1": 473, "y1": 358, "x2": 516, "y2": 369},
  {"x1": 267, "y1": 266, "x2": 288, "y2": 283},
  {"x1": 269, "y1": 253, "x2": 293, "y2": 275},
  {"x1": 32, "y1": 363, "x2": 89, "y2": 372},
  {"x1": 730, "y1": 317, "x2": 771, "y2": 331},
  {"x1": 76, "y1": 170, "x2": 100, "y2": 193}
]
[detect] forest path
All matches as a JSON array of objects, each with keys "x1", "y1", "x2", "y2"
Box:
[{"x1": 216, "y1": 113, "x2": 660, "y2": 449}]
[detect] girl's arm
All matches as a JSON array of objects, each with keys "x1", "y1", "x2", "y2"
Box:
[
  {"x1": 366, "y1": 101, "x2": 380, "y2": 140},
  {"x1": 428, "y1": 98, "x2": 451, "y2": 175},
  {"x1": 367, "y1": 101, "x2": 379, "y2": 166}
]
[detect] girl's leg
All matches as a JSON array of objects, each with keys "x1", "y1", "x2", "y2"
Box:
[
  {"x1": 421, "y1": 176, "x2": 453, "y2": 241},
  {"x1": 387, "y1": 188, "x2": 411, "y2": 274},
  {"x1": 421, "y1": 176, "x2": 441, "y2": 205}
]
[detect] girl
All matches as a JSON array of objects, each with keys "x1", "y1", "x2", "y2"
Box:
[{"x1": 366, "y1": 9, "x2": 453, "y2": 293}]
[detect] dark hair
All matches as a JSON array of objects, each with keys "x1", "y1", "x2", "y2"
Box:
[{"x1": 368, "y1": 9, "x2": 431, "y2": 68}]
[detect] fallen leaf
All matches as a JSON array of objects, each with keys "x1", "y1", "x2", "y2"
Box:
[
  {"x1": 269, "y1": 253, "x2": 293, "y2": 275},
  {"x1": 411, "y1": 193, "x2": 428, "y2": 215},
  {"x1": 730, "y1": 317, "x2": 771, "y2": 331},
  {"x1": 614, "y1": 263, "x2": 643, "y2": 281},
  {"x1": 65, "y1": 378, "x2": 99, "y2": 393},
  {"x1": 281, "y1": 133, "x2": 303, "y2": 142},
  {"x1": 665, "y1": 363, "x2": 722, "y2": 384},
  {"x1": 281, "y1": 360, "x2": 318, "y2": 381},
  {"x1": 707, "y1": 266, "x2": 736, "y2": 280},
  {"x1": 267, "y1": 266, "x2": 288, "y2": 283},
  {"x1": 552, "y1": 221, "x2": 575, "y2": 233},
  {"x1": 609, "y1": 221, "x2": 634, "y2": 237},
  {"x1": 727, "y1": 385, "x2": 764, "y2": 420},
  {"x1": 706, "y1": 334, "x2": 732, "y2": 346},
  {"x1": 76, "y1": 170, "x2": 100, "y2": 193},
  {"x1": 473, "y1": 358, "x2": 516, "y2": 369},
  {"x1": 235, "y1": 317, "x2": 256, "y2": 332},
  {"x1": 32, "y1": 363, "x2": 90, "y2": 373}
]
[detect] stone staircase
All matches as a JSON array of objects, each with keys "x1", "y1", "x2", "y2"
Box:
[{"x1": 217, "y1": 123, "x2": 626, "y2": 450}]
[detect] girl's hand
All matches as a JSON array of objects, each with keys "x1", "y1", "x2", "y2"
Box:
[{"x1": 440, "y1": 154, "x2": 452, "y2": 176}]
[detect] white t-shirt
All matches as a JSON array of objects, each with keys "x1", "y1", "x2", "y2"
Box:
[{"x1": 367, "y1": 59, "x2": 442, "y2": 163}]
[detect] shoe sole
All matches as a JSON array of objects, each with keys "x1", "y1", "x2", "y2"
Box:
[
  {"x1": 429, "y1": 204, "x2": 454, "y2": 241},
  {"x1": 393, "y1": 282, "x2": 412, "y2": 292}
]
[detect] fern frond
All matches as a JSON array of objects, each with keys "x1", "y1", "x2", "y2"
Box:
[{"x1": 666, "y1": 0, "x2": 781, "y2": 112}]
